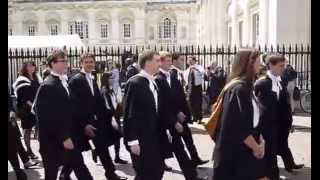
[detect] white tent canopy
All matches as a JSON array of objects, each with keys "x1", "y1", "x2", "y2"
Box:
[{"x1": 8, "y1": 35, "x2": 85, "y2": 49}]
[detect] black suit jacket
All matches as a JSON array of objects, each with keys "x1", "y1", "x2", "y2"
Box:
[
  {"x1": 35, "y1": 74, "x2": 73, "y2": 153},
  {"x1": 123, "y1": 75, "x2": 165, "y2": 159},
  {"x1": 68, "y1": 72, "x2": 114, "y2": 150},
  {"x1": 169, "y1": 68, "x2": 191, "y2": 123}
]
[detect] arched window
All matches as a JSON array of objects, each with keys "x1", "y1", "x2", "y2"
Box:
[
  {"x1": 24, "y1": 21, "x2": 38, "y2": 36},
  {"x1": 158, "y1": 17, "x2": 177, "y2": 40},
  {"x1": 47, "y1": 20, "x2": 60, "y2": 36}
]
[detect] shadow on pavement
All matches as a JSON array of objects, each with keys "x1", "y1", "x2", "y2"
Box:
[
  {"x1": 8, "y1": 168, "x2": 43, "y2": 180},
  {"x1": 189, "y1": 126, "x2": 209, "y2": 135},
  {"x1": 279, "y1": 167, "x2": 311, "y2": 180},
  {"x1": 114, "y1": 163, "x2": 136, "y2": 176},
  {"x1": 292, "y1": 125, "x2": 311, "y2": 133}
]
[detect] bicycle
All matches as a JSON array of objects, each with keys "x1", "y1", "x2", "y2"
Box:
[{"x1": 300, "y1": 89, "x2": 311, "y2": 113}]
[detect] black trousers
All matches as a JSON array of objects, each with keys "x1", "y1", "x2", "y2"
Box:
[
  {"x1": 61, "y1": 135, "x2": 116, "y2": 179},
  {"x1": 130, "y1": 153, "x2": 164, "y2": 180},
  {"x1": 278, "y1": 126, "x2": 295, "y2": 169},
  {"x1": 40, "y1": 143, "x2": 92, "y2": 180},
  {"x1": 264, "y1": 139, "x2": 280, "y2": 180},
  {"x1": 16, "y1": 138, "x2": 30, "y2": 164},
  {"x1": 190, "y1": 86, "x2": 203, "y2": 122},
  {"x1": 181, "y1": 122, "x2": 201, "y2": 162},
  {"x1": 171, "y1": 129, "x2": 198, "y2": 180}
]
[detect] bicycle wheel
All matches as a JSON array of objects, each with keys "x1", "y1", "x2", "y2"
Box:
[{"x1": 300, "y1": 90, "x2": 311, "y2": 113}]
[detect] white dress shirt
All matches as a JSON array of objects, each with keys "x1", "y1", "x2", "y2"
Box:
[
  {"x1": 267, "y1": 70, "x2": 282, "y2": 100},
  {"x1": 50, "y1": 71, "x2": 69, "y2": 96},
  {"x1": 189, "y1": 65, "x2": 204, "y2": 86},
  {"x1": 159, "y1": 68, "x2": 171, "y2": 87},
  {"x1": 252, "y1": 96, "x2": 260, "y2": 128},
  {"x1": 81, "y1": 69, "x2": 95, "y2": 96}
]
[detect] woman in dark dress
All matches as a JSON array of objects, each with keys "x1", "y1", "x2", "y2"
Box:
[
  {"x1": 13, "y1": 61, "x2": 42, "y2": 159},
  {"x1": 212, "y1": 49, "x2": 268, "y2": 180},
  {"x1": 92, "y1": 72, "x2": 128, "y2": 164}
]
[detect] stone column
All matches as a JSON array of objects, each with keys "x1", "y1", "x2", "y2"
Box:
[{"x1": 111, "y1": 9, "x2": 120, "y2": 45}]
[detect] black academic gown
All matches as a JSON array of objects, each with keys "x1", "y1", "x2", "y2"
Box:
[
  {"x1": 126, "y1": 65, "x2": 139, "y2": 80},
  {"x1": 68, "y1": 72, "x2": 115, "y2": 151},
  {"x1": 35, "y1": 74, "x2": 93, "y2": 180},
  {"x1": 213, "y1": 81, "x2": 264, "y2": 180},
  {"x1": 123, "y1": 75, "x2": 164, "y2": 180},
  {"x1": 206, "y1": 67, "x2": 227, "y2": 106},
  {"x1": 169, "y1": 68, "x2": 192, "y2": 123},
  {"x1": 254, "y1": 76, "x2": 294, "y2": 179}
]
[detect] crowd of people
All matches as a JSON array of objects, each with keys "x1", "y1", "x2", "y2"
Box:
[{"x1": 8, "y1": 48, "x2": 303, "y2": 180}]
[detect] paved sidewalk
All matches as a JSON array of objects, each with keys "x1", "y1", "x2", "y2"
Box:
[{"x1": 8, "y1": 114, "x2": 311, "y2": 180}]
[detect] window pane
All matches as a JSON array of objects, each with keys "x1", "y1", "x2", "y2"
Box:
[
  {"x1": 50, "y1": 24, "x2": 58, "y2": 35},
  {"x1": 101, "y1": 24, "x2": 108, "y2": 38},
  {"x1": 28, "y1": 25, "x2": 35, "y2": 36},
  {"x1": 123, "y1": 24, "x2": 131, "y2": 38},
  {"x1": 163, "y1": 18, "x2": 171, "y2": 38}
]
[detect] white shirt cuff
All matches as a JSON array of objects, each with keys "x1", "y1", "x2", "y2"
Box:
[{"x1": 128, "y1": 140, "x2": 139, "y2": 146}]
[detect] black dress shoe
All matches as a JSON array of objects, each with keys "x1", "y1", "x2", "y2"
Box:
[
  {"x1": 91, "y1": 149, "x2": 98, "y2": 163},
  {"x1": 292, "y1": 164, "x2": 304, "y2": 169},
  {"x1": 193, "y1": 159, "x2": 209, "y2": 166},
  {"x1": 107, "y1": 174, "x2": 127, "y2": 180},
  {"x1": 115, "y1": 158, "x2": 128, "y2": 164},
  {"x1": 285, "y1": 164, "x2": 304, "y2": 172},
  {"x1": 24, "y1": 160, "x2": 40, "y2": 169}
]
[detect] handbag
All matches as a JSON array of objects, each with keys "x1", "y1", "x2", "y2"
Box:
[{"x1": 205, "y1": 79, "x2": 243, "y2": 141}]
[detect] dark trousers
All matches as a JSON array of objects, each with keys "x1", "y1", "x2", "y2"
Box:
[
  {"x1": 213, "y1": 160, "x2": 256, "y2": 180},
  {"x1": 171, "y1": 129, "x2": 198, "y2": 180},
  {"x1": 190, "y1": 86, "x2": 203, "y2": 122},
  {"x1": 278, "y1": 126, "x2": 295, "y2": 169},
  {"x1": 182, "y1": 123, "x2": 201, "y2": 162},
  {"x1": 16, "y1": 138, "x2": 30, "y2": 164},
  {"x1": 8, "y1": 145, "x2": 21, "y2": 172},
  {"x1": 264, "y1": 140, "x2": 280, "y2": 180},
  {"x1": 61, "y1": 135, "x2": 116, "y2": 179},
  {"x1": 40, "y1": 144, "x2": 92, "y2": 180},
  {"x1": 130, "y1": 153, "x2": 164, "y2": 180}
]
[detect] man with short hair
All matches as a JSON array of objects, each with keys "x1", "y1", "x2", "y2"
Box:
[
  {"x1": 186, "y1": 56, "x2": 205, "y2": 124},
  {"x1": 60, "y1": 53, "x2": 127, "y2": 180},
  {"x1": 35, "y1": 50, "x2": 93, "y2": 180},
  {"x1": 255, "y1": 54, "x2": 304, "y2": 180},
  {"x1": 123, "y1": 50, "x2": 165, "y2": 180},
  {"x1": 170, "y1": 53, "x2": 209, "y2": 167}
]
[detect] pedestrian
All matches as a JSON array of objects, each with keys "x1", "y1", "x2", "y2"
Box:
[
  {"x1": 212, "y1": 49, "x2": 267, "y2": 180},
  {"x1": 13, "y1": 61, "x2": 42, "y2": 160},
  {"x1": 254, "y1": 54, "x2": 304, "y2": 179},
  {"x1": 186, "y1": 56, "x2": 205, "y2": 124},
  {"x1": 99, "y1": 72, "x2": 128, "y2": 164},
  {"x1": 170, "y1": 53, "x2": 209, "y2": 167},
  {"x1": 123, "y1": 50, "x2": 165, "y2": 180},
  {"x1": 126, "y1": 56, "x2": 140, "y2": 80},
  {"x1": 61, "y1": 53, "x2": 127, "y2": 180},
  {"x1": 206, "y1": 62, "x2": 227, "y2": 108},
  {"x1": 35, "y1": 49, "x2": 93, "y2": 180},
  {"x1": 8, "y1": 87, "x2": 39, "y2": 180},
  {"x1": 281, "y1": 60, "x2": 298, "y2": 114},
  {"x1": 156, "y1": 51, "x2": 206, "y2": 180}
]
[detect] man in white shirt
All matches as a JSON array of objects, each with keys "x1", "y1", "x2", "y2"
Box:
[{"x1": 186, "y1": 56, "x2": 205, "y2": 124}]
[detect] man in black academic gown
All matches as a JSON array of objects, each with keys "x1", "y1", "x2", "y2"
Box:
[
  {"x1": 170, "y1": 53, "x2": 209, "y2": 167},
  {"x1": 123, "y1": 50, "x2": 165, "y2": 180},
  {"x1": 60, "y1": 53, "x2": 127, "y2": 180},
  {"x1": 35, "y1": 50, "x2": 93, "y2": 180},
  {"x1": 155, "y1": 51, "x2": 206, "y2": 180},
  {"x1": 126, "y1": 56, "x2": 140, "y2": 80},
  {"x1": 254, "y1": 54, "x2": 304, "y2": 180},
  {"x1": 186, "y1": 56, "x2": 204, "y2": 124}
]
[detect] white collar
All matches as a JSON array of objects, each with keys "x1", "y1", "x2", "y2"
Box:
[
  {"x1": 81, "y1": 69, "x2": 94, "y2": 79},
  {"x1": 51, "y1": 71, "x2": 68, "y2": 81},
  {"x1": 140, "y1": 69, "x2": 155, "y2": 82},
  {"x1": 267, "y1": 70, "x2": 282, "y2": 82},
  {"x1": 159, "y1": 68, "x2": 170, "y2": 77},
  {"x1": 170, "y1": 65, "x2": 182, "y2": 73}
]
